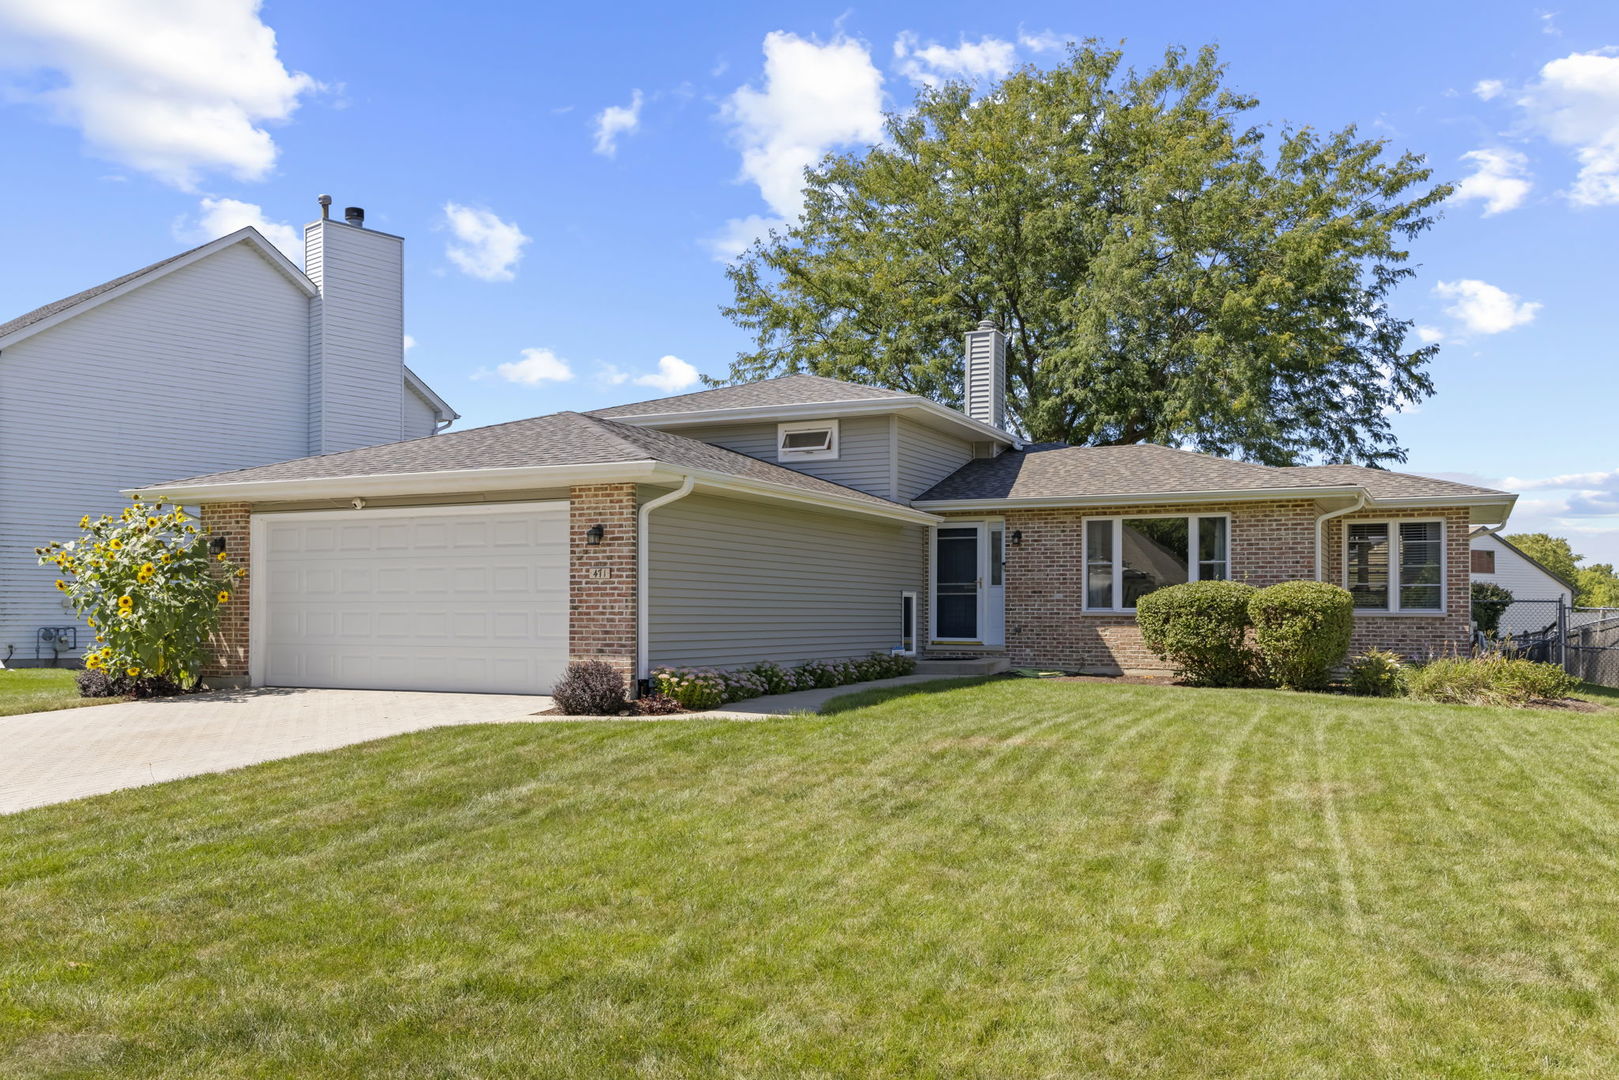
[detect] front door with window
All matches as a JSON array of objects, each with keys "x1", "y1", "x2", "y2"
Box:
[{"x1": 932, "y1": 523, "x2": 1005, "y2": 646}]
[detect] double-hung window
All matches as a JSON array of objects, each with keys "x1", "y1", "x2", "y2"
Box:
[
  {"x1": 1083, "y1": 515, "x2": 1230, "y2": 612},
  {"x1": 1345, "y1": 520, "x2": 1445, "y2": 613}
]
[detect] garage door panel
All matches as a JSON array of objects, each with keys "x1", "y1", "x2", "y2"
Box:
[{"x1": 259, "y1": 504, "x2": 567, "y2": 694}]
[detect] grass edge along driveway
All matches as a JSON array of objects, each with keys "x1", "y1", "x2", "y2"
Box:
[
  {"x1": 5, "y1": 678, "x2": 1619, "y2": 1078},
  {"x1": 0, "y1": 668, "x2": 113, "y2": 718}
]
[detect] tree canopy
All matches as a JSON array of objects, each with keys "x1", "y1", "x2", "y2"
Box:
[
  {"x1": 722, "y1": 43, "x2": 1451, "y2": 465},
  {"x1": 1504, "y1": 533, "x2": 1619, "y2": 608}
]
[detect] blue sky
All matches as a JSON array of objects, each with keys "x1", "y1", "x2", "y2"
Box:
[{"x1": 1, "y1": 1, "x2": 1615, "y2": 558}]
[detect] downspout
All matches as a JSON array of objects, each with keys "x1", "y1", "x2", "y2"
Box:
[
  {"x1": 1314, "y1": 493, "x2": 1368, "y2": 582},
  {"x1": 636, "y1": 476, "x2": 696, "y2": 684}
]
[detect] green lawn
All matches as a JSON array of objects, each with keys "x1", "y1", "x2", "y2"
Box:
[
  {"x1": 0, "y1": 668, "x2": 113, "y2": 718},
  {"x1": 5, "y1": 679, "x2": 1619, "y2": 1077}
]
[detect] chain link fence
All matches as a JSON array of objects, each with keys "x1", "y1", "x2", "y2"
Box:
[{"x1": 1480, "y1": 598, "x2": 1619, "y2": 688}]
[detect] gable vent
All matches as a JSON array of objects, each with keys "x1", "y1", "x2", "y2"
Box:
[{"x1": 963, "y1": 318, "x2": 1007, "y2": 430}]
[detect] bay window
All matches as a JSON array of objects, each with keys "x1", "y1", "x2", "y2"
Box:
[
  {"x1": 1083, "y1": 515, "x2": 1230, "y2": 612},
  {"x1": 1345, "y1": 520, "x2": 1445, "y2": 613}
]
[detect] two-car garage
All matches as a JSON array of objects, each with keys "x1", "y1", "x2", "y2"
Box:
[{"x1": 253, "y1": 503, "x2": 569, "y2": 695}]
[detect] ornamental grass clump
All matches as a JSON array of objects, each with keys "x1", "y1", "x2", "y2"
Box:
[
  {"x1": 1135, "y1": 580, "x2": 1260, "y2": 687},
  {"x1": 1248, "y1": 582, "x2": 1355, "y2": 690},
  {"x1": 1407, "y1": 655, "x2": 1577, "y2": 707},
  {"x1": 1347, "y1": 649, "x2": 1409, "y2": 698},
  {"x1": 39, "y1": 499, "x2": 242, "y2": 695}
]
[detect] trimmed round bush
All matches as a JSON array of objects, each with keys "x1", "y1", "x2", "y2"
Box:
[
  {"x1": 1248, "y1": 581, "x2": 1355, "y2": 690},
  {"x1": 1471, "y1": 581, "x2": 1514, "y2": 636},
  {"x1": 552, "y1": 660, "x2": 628, "y2": 715},
  {"x1": 1135, "y1": 580, "x2": 1260, "y2": 686}
]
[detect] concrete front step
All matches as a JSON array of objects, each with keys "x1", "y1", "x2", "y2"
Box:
[{"x1": 915, "y1": 657, "x2": 1011, "y2": 676}]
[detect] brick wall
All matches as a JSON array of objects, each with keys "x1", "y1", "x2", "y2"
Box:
[
  {"x1": 199, "y1": 502, "x2": 251, "y2": 684},
  {"x1": 1325, "y1": 506, "x2": 1474, "y2": 661},
  {"x1": 568, "y1": 483, "x2": 639, "y2": 686},
  {"x1": 927, "y1": 499, "x2": 1472, "y2": 674}
]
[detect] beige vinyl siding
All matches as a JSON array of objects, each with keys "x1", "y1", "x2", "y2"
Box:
[
  {"x1": 0, "y1": 243, "x2": 313, "y2": 659},
  {"x1": 646, "y1": 492, "x2": 924, "y2": 669},
  {"x1": 674, "y1": 416, "x2": 895, "y2": 498},
  {"x1": 895, "y1": 416, "x2": 975, "y2": 500}
]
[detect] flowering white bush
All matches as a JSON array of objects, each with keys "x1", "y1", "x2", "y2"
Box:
[{"x1": 652, "y1": 652, "x2": 916, "y2": 709}]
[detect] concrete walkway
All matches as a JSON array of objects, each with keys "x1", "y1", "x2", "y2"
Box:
[
  {"x1": 0, "y1": 688, "x2": 550, "y2": 814},
  {"x1": 1, "y1": 674, "x2": 974, "y2": 815}
]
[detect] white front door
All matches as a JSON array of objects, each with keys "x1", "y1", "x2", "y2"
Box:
[
  {"x1": 932, "y1": 522, "x2": 1005, "y2": 647},
  {"x1": 253, "y1": 502, "x2": 568, "y2": 694}
]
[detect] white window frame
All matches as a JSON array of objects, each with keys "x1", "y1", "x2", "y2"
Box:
[
  {"x1": 1081, "y1": 513, "x2": 1232, "y2": 614},
  {"x1": 898, "y1": 590, "x2": 918, "y2": 656},
  {"x1": 1343, "y1": 518, "x2": 1447, "y2": 615},
  {"x1": 776, "y1": 419, "x2": 840, "y2": 461}
]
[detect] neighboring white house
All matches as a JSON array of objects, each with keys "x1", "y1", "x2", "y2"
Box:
[
  {"x1": 0, "y1": 204, "x2": 455, "y2": 665},
  {"x1": 1469, "y1": 527, "x2": 1575, "y2": 605}
]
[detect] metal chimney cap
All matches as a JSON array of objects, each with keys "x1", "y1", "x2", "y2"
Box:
[
  {"x1": 976, "y1": 318, "x2": 1000, "y2": 331},
  {"x1": 317, "y1": 194, "x2": 332, "y2": 220},
  {"x1": 344, "y1": 206, "x2": 365, "y2": 227}
]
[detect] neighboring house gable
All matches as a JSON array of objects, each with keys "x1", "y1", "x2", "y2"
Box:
[
  {"x1": 1470, "y1": 527, "x2": 1575, "y2": 604},
  {"x1": 0, "y1": 218, "x2": 455, "y2": 664}
]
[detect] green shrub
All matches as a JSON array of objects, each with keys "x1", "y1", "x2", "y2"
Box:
[
  {"x1": 1471, "y1": 581, "x2": 1515, "y2": 635},
  {"x1": 1248, "y1": 581, "x2": 1355, "y2": 690},
  {"x1": 654, "y1": 654, "x2": 915, "y2": 709},
  {"x1": 1407, "y1": 655, "x2": 1577, "y2": 707},
  {"x1": 1135, "y1": 580, "x2": 1260, "y2": 686},
  {"x1": 1347, "y1": 650, "x2": 1408, "y2": 697}
]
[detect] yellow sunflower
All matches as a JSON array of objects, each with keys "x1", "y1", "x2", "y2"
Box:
[
  {"x1": 79, "y1": 515, "x2": 90, "y2": 528},
  {"x1": 217, "y1": 591, "x2": 231, "y2": 604},
  {"x1": 126, "y1": 667, "x2": 141, "y2": 678},
  {"x1": 54, "y1": 579, "x2": 67, "y2": 591},
  {"x1": 216, "y1": 551, "x2": 227, "y2": 562},
  {"x1": 117, "y1": 595, "x2": 133, "y2": 609},
  {"x1": 109, "y1": 538, "x2": 123, "y2": 551}
]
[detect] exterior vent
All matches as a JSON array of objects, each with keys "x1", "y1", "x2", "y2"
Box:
[{"x1": 963, "y1": 318, "x2": 1007, "y2": 430}]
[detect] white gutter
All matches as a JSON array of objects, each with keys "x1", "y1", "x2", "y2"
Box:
[
  {"x1": 607, "y1": 396, "x2": 1021, "y2": 449},
  {"x1": 915, "y1": 485, "x2": 1369, "y2": 512},
  {"x1": 128, "y1": 460, "x2": 665, "y2": 503},
  {"x1": 637, "y1": 476, "x2": 695, "y2": 683},
  {"x1": 1314, "y1": 493, "x2": 1368, "y2": 582}
]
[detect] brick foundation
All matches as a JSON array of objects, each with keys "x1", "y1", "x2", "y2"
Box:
[
  {"x1": 568, "y1": 483, "x2": 639, "y2": 687},
  {"x1": 199, "y1": 502, "x2": 251, "y2": 684},
  {"x1": 929, "y1": 499, "x2": 1473, "y2": 674}
]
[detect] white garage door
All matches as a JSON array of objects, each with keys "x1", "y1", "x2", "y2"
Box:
[{"x1": 256, "y1": 503, "x2": 568, "y2": 694}]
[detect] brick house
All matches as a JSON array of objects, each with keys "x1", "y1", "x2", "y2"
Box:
[{"x1": 140, "y1": 321, "x2": 1516, "y2": 692}]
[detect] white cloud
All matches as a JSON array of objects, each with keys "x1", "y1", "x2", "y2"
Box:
[
  {"x1": 493, "y1": 347, "x2": 573, "y2": 385},
  {"x1": 592, "y1": 89, "x2": 643, "y2": 156},
  {"x1": 1415, "y1": 324, "x2": 1445, "y2": 344},
  {"x1": 893, "y1": 32, "x2": 1019, "y2": 87},
  {"x1": 0, "y1": 0, "x2": 316, "y2": 189},
  {"x1": 704, "y1": 213, "x2": 787, "y2": 262},
  {"x1": 179, "y1": 197, "x2": 299, "y2": 260},
  {"x1": 1504, "y1": 467, "x2": 1619, "y2": 492},
  {"x1": 403, "y1": 334, "x2": 416, "y2": 352},
  {"x1": 1452, "y1": 147, "x2": 1533, "y2": 215},
  {"x1": 1017, "y1": 29, "x2": 1066, "y2": 53},
  {"x1": 442, "y1": 203, "x2": 530, "y2": 282},
  {"x1": 719, "y1": 31, "x2": 886, "y2": 222},
  {"x1": 1434, "y1": 279, "x2": 1542, "y2": 334},
  {"x1": 1474, "y1": 78, "x2": 1505, "y2": 101},
  {"x1": 632, "y1": 355, "x2": 700, "y2": 393},
  {"x1": 1516, "y1": 49, "x2": 1619, "y2": 206}
]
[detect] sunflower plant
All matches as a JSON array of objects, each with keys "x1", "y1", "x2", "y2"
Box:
[{"x1": 38, "y1": 498, "x2": 243, "y2": 692}]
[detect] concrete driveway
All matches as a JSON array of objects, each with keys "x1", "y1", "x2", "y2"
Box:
[{"x1": 0, "y1": 688, "x2": 551, "y2": 814}]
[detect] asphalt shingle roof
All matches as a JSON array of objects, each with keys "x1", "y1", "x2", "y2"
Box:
[
  {"x1": 589, "y1": 373, "x2": 909, "y2": 417},
  {"x1": 153, "y1": 411, "x2": 908, "y2": 510},
  {"x1": 0, "y1": 241, "x2": 212, "y2": 342},
  {"x1": 914, "y1": 443, "x2": 1511, "y2": 503}
]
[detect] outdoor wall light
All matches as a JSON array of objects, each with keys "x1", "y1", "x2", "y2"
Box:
[
  {"x1": 209, "y1": 537, "x2": 228, "y2": 556},
  {"x1": 1010, "y1": 530, "x2": 1023, "y2": 546},
  {"x1": 585, "y1": 524, "x2": 605, "y2": 546}
]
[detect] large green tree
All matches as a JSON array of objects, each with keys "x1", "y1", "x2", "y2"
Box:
[
  {"x1": 723, "y1": 44, "x2": 1451, "y2": 465},
  {"x1": 1505, "y1": 533, "x2": 1619, "y2": 608}
]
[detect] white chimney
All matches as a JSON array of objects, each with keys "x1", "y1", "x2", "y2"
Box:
[
  {"x1": 963, "y1": 318, "x2": 1007, "y2": 430},
  {"x1": 303, "y1": 203, "x2": 404, "y2": 454}
]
